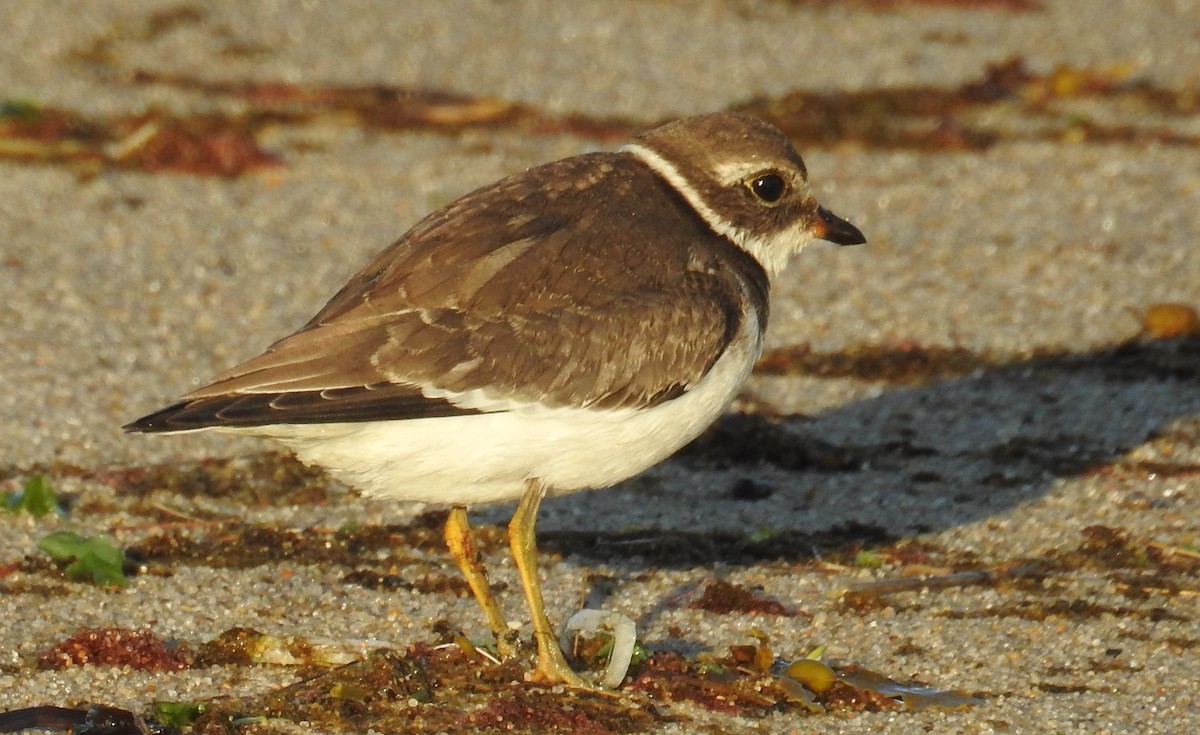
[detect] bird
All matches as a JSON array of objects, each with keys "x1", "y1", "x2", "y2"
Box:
[{"x1": 125, "y1": 112, "x2": 865, "y2": 687}]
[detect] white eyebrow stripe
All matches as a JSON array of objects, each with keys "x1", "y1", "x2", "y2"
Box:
[{"x1": 711, "y1": 159, "x2": 770, "y2": 187}]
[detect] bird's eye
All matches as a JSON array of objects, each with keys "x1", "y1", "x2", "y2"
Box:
[{"x1": 748, "y1": 174, "x2": 786, "y2": 204}]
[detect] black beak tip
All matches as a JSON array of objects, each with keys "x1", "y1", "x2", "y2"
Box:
[{"x1": 816, "y1": 206, "x2": 866, "y2": 246}]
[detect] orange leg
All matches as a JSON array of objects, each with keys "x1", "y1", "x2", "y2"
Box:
[
  {"x1": 444, "y1": 504, "x2": 517, "y2": 658},
  {"x1": 508, "y1": 480, "x2": 586, "y2": 687}
]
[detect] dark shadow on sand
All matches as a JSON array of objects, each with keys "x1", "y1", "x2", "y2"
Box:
[{"x1": 533, "y1": 336, "x2": 1200, "y2": 567}]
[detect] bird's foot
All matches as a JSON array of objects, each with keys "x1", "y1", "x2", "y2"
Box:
[{"x1": 529, "y1": 648, "x2": 589, "y2": 688}]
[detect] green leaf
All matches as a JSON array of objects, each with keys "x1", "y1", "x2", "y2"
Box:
[
  {"x1": 748, "y1": 525, "x2": 775, "y2": 543},
  {"x1": 36, "y1": 531, "x2": 87, "y2": 559},
  {"x1": 81, "y1": 535, "x2": 126, "y2": 569},
  {"x1": 629, "y1": 641, "x2": 653, "y2": 666},
  {"x1": 4, "y1": 475, "x2": 62, "y2": 517},
  {"x1": 153, "y1": 701, "x2": 206, "y2": 728},
  {"x1": 37, "y1": 531, "x2": 129, "y2": 587},
  {"x1": 854, "y1": 550, "x2": 884, "y2": 569},
  {"x1": 0, "y1": 99, "x2": 41, "y2": 121}
]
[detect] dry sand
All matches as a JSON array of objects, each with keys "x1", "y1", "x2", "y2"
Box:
[{"x1": 1, "y1": 2, "x2": 1198, "y2": 733}]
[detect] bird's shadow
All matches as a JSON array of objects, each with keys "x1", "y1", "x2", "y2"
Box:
[{"x1": 523, "y1": 336, "x2": 1200, "y2": 568}]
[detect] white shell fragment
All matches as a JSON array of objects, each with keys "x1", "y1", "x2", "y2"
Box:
[{"x1": 560, "y1": 609, "x2": 638, "y2": 689}]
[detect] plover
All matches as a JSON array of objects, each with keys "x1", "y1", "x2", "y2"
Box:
[{"x1": 126, "y1": 112, "x2": 865, "y2": 686}]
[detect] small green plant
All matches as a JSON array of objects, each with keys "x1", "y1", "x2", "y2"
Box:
[
  {"x1": 748, "y1": 525, "x2": 775, "y2": 543},
  {"x1": 0, "y1": 98, "x2": 41, "y2": 121},
  {"x1": 3, "y1": 475, "x2": 62, "y2": 517},
  {"x1": 853, "y1": 550, "x2": 884, "y2": 569},
  {"x1": 37, "y1": 531, "x2": 129, "y2": 587},
  {"x1": 153, "y1": 701, "x2": 206, "y2": 728},
  {"x1": 587, "y1": 637, "x2": 653, "y2": 667}
]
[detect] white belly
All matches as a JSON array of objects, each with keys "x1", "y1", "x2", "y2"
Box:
[{"x1": 231, "y1": 329, "x2": 760, "y2": 505}]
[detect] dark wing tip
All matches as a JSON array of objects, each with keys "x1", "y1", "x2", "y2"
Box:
[
  {"x1": 124, "y1": 386, "x2": 483, "y2": 434},
  {"x1": 123, "y1": 400, "x2": 213, "y2": 433}
]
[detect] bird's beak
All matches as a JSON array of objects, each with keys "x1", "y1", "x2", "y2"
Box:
[{"x1": 813, "y1": 206, "x2": 866, "y2": 246}]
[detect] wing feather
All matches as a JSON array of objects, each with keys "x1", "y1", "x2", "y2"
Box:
[{"x1": 127, "y1": 153, "x2": 767, "y2": 432}]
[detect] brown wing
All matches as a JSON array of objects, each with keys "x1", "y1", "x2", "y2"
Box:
[{"x1": 126, "y1": 154, "x2": 766, "y2": 432}]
